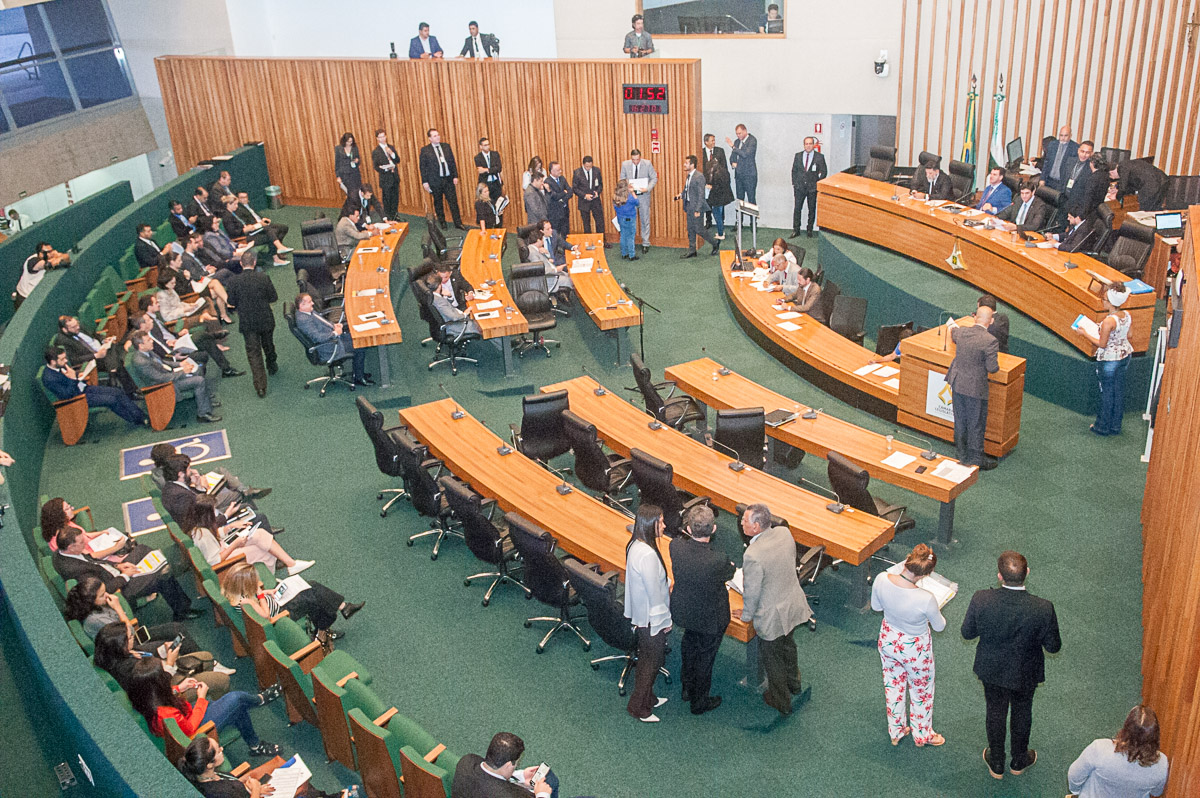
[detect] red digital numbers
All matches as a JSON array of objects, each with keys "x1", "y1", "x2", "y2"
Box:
[{"x1": 623, "y1": 85, "x2": 669, "y2": 114}]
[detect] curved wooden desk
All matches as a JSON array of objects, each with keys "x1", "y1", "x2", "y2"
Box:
[
  {"x1": 565, "y1": 233, "x2": 641, "y2": 364},
  {"x1": 398, "y1": 399, "x2": 752, "y2": 641},
  {"x1": 664, "y1": 358, "x2": 978, "y2": 543},
  {"x1": 543, "y1": 376, "x2": 895, "y2": 607},
  {"x1": 817, "y1": 172, "x2": 1154, "y2": 355},
  {"x1": 459, "y1": 229, "x2": 527, "y2": 377},
  {"x1": 345, "y1": 222, "x2": 407, "y2": 388}
]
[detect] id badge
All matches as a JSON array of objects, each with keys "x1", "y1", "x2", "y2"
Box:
[{"x1": 1066, "y1": 178, "x2": 1075, "y2": 189}]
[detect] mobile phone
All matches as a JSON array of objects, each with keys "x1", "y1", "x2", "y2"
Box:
[
  {"x1": 530, "y1": 763, "x2": 550, "y2": 784},
  {"x1": 915, "y1": 465, "x2": 927, "y2": 474},
  {"x1": 170, "y1": 633, "x2": 184, "y2": 650},
  {"x1": 134, "y1": 625, "x2": 151, "y2": 644}
]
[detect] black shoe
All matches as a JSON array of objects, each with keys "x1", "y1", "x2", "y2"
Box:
[
  {"x1": 221, "y1": 368, "x2": 245, "y2": 378},
  {"x1": 247, "y1": 742, "x2": 282, "y2": 757},
  {"x1": 267, "y1": 364, "x2": 278, "y2": 375},
  {"x1": 174, "y1": 608, "x2": 204, "y2": 621},
  {"x1": 211, "y1": 329, "x2": 229, "y2": 340},
  {"x1": 691, "y1": 696, "x2": 722, "y2": 715},
  {"x1": 807, "y1": 231, "x2": 815, "y2": 238},
  {"x1": 621, "y1": 255, "x2": 630, "y2": 260},
  {"x1": 211, "y1": 400, "x2": 222, "y2": 408},
  {"x1": 257, "y1": 388, "x2": 266, "y2": 398},
  {"x1": 197, "y1": 413, "x2": 222, "y2": 423},
  {"x1": 629, "y1": 255, "x2": 640, "y2": 261},
  {"x1": 244, "y1": 487, "x2": 272, "y2": 500},
  {"x1": 790, "y1": 230, "x2": 802, "y2": 238},
  {"x1": 341, "y1": 601, "x2": 365, "y2": 620},
  {"x1": 455, "y1": 223, "x2": 469, "y2": 231},
  {"x1": 710, "y1": 243, "x2": 720, "y2": 255},
  {"x1": 439, "y1": 220, "x2": 447, "y2": 230},
  {"x1": 269, "y1": 526, "x2": 284, "y2": 536},
  {"x1": 979, "y1": 458, "x2": 998, "y2": 471},
  {"x1": 983, "y1": 749, "x2": 1004, "y2": 780},
  {"x1": 640, "y1": 245, "x2": 649, "y2": 254},
  {"x1": 681, "y1": 251, "x2": 698, "y2": 259},
  {"x1": 1010, "y1": 750, "x2": 1037, "y2": 775},
  {"x1": 604, "y1": 242, "x2": 613, "y2": 249},
  {"x1": 352, "y1": 377, "x2": 376, "y2": 386}
]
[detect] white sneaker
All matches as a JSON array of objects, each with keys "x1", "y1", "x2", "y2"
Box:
[
  {"x1": 277, "y1": 245, "x2": 294, "y2": 254},
  {"x1": 654, "y1": 697, "x2": 669, "y2": 708},
  {"x1": 213, "y1": 662, "x2": 237, "y2": 675},
  {"x1": 638, "y1": 713, "x2": 661, "y2": 723},
  {"x1": 288, "y1": 559, "x2": 315, "y2": 575}
]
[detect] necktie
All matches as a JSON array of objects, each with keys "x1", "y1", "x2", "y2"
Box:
[
  {"x1": 634, "y1": 164, "x2": 639, "y2": 179},
  {"x1": 436, "y1": 145, "x2": 448, "y2": 177},
  {"x1": 475, "y1": 37, "x2": 482, "y2": 55},
  {"x1": 1050, "y1": 145, "x2": 1067, "y2": 180},
  {"x1": 586, "y1": 169, "x2": 592, "y2": 188},
  {"x1": 1017, "y1": 202, "x2": 1029, "y2": 225},
  {"x1": 484, "y1": 152, "x2": 490, "y2": 168},
  {"x1": 805, "y1": 152, "x2": 811, "y2": 170},
  {"x1": 684, "y1": 173, "x2": 691, "y2": 199},
  {"x1": 929, "y1": 176, "x2": 936, "y2": 192}
]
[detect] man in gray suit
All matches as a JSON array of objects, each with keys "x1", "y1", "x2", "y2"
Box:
[
  {"x1": 125, "y1": 330, "x2": 221, "y2": 423},
  {"x1": 740, "y1": 503, "x2": 813, "y2": 715},
  {"x1": 676, "y1": 155, "x2": 719, "y2": 258},
  {"x1": 523, "y1": 174, "x2": 550, "y2": 226},
  {"x1": 295, "y1": 293, "x2": 373, "y2": 386},
  {"x1": 619, "y1": 149, "x2": 657, "y2": 254},
  {"x1": 945, "y1": 306, "x2": 1000, "y2": 469}
]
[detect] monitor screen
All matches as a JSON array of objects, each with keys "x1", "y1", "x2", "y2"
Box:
[
  {"x1": 1155, "y1": 212, "x2": 1182, "y2": 231},
  {"x1": 1005, "y1": 137, "x2": 1024, "y2": 164}
]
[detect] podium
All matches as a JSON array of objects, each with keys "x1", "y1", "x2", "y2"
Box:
[{"x1": 897, "y1": 318, "x2": 1026, "y2": 457}]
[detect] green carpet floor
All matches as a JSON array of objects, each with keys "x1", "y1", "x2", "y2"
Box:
[{"x1": 31, "y1": 206, "x2": 1148, "y2": 797}]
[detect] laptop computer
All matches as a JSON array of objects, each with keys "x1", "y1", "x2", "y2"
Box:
[{"x1": 1154, "y1": 212, "x2": 1183, "y2": 239}]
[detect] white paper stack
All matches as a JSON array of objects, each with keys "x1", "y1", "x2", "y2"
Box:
[
  {"x1": 726, "y1": 567, "x2": 744, "y2": 595},
  {"x1": 267, "y1": 754, "x2": 313, "y2": 798},
  {"x1": 475, "y1": 300, "x2": 503, "y2": 311},
  {"x1": 875, "y1": 365, "x2": 900, "y2": 378},
  {"x1": 352, "y1": 321, "x2": 381, "y2": 332},
  {"x1": 881, "y1": 451, "x2": 917, "y2": 469},
  {"x1": 777, "y1": 321, "x2": 802, "y2": 332},
  {"x1": 854, "y1": 363, "x2": 882, "y2": 376},
  {"x1": 775, "y1": 311, "x2": 801, "y2": 320},
  {"x1": 883, "y1": 377, "x2": 901, "y2": 389},
  {"x1": 932, "y1": 459, "x2": 976, "y2": 483},
  {"x1": 570, "y1": 258, "x2": 594, "y2": 273}
]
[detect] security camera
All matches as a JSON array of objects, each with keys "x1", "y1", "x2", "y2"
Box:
[
  {"x1": 874, "y1": 50, "x2": 889, "y2": 77},
  {"x1": 158, "y1": 151, "x2": 174, "y2": 168}
]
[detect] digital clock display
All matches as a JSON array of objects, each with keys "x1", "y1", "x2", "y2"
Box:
[{"x1": 622, "y1": 84, "x2": 669, "y2": 114}]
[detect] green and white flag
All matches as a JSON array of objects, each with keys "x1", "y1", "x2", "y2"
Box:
[{"x1": 989, "y1": 74, "x2": 1006, "y2": 168}]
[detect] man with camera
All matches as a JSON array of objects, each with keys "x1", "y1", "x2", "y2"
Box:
[{"x1": 15, "y1": 241, "x2": 69, "y2": 309}]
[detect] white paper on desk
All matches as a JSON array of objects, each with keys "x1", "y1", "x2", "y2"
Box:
[
  {"x1": 882, "y1": 451, "x2": 917, "y2": 469},
  {"x1": 1162, "y1": 236, "x2": 1182, "y2": 246},
  {"x1": 777, "y1": 321, "x2": 803, "y2": 332},
  {"x1": 267, "y1": 754, "x2": 312, "y2": 798},
  {"x1": 854, "y1": 363, "x2": 882, "y2": 376},
  {"x1": 354, "y1": 246, "x2": 380, "y2": 254},
  {"x1": 1071, "y1": 314, "x2": 1101, "y2": 338},
  {"x1": 1036, "y1": 241, "x2": 1058, "y2": 249},
  {"x1": 751, "y1": 268, "x2": 769, "y2": 279},
  {"x1": 883, "y1": 377, "x2": 901, "y2": 389},
  {"x1": 1019, "y1": 165, "x2": 1040, "y2": 175},
  {"x1": 569, "y1": 258, "x2": 594, "y2": 273},
  {"x1": 358, "y1": 311, "x2": 385, "y2": 321},
  {"x1": 354, "y1": 288, "x2": 381, "y2": 297},
  {"x1": 475, "y1": 300, "x2": 503, "y2": 310},
  {"x1": 776, "y1": 311, "x2": 802, "y2": 319},
  {"x1": 886, "y1": 562, "x2": 959, "y2": 608},
  {"x1": 932, "y1": 459, "x2": 976, "y2": 483},
  {"x1": 726, "y1": 567, "x2": 744, "y2": 595},
  {"x1": 926, "y1": 199, "x2": 949, "y2": 207},
  {"x1": 731, "y1": 271, "x2": 755, "y2": 279},
  {"x1": 628, "y1": 177, "x2": 650, "y2": 192},
  {"x1": 874, "y1": 365, "x2": 900, "y2": 378},
  {"x1": 89, "y1": 528, "x2": 125, "y2": 550},
  {"x1": 754, "y1": 283, "x2": 774, "y2": 292},
  {"x1": 474, "y1": 291, "x2": 493, "y2": 300},
  {"x1": 475, "y1": 310, "x2": 500, "y2": 320},
  {"x1": 352, "y1": 321, "x2": 381, "y2": 332},
  {"x1": 373, "y1": 222, "x2": 389, "y2": 230}
]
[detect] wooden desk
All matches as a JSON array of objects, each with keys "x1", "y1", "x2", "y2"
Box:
[
  {"x1": 459, "y1": 229, "x2": 527, "y2": 377},
  {"x1": 664, "y1": 357, "x2": 978, "y2": 543},
  {"x1": 543, "y1": 376, "x2": 896, "y2": 607},
  {"x1": 817, "y1": 172, "x2": 1155, "y2": 355},
  {"x1": 721, "y1": 251, "x2": 899, "y2": 403},
  {"x1": 345, "y1": 223, "x2": 407, "y2": 388},
  {"x1": 898, "y1": 317, "x2": 1027, "y2": 457},
  {"x1": 565, "y1": 233, "x2": 641, "y2": 365},
  {"x1": 398, "y1": 399, "x2": 752, "y2": 641}
]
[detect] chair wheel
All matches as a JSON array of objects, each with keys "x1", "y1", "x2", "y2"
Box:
[
  {"x1": 591, "y1": 663, "x2": 600, "y2": 671},
  {"x1": 536, "y1": 645, "x2": 545, "y2": 654},
  {"x1": 808, "y1": 619, "x2": 818, "y2": 631},
  {"x1": 619, "y1": 688, "x2": 627, "y2": 696},
  {"x1": 545, "y1": 351, "x2": 552, "y2": 358},
  {"x1": 524, "y1": 620, "x2": 532, "y2": 628},
  {"x1": 481, "y1": 598, "x2": 489, "y2": 607},
  {"x1": 430, "y1": 552, "x2": 438, "y2": 561},
  {"x1": 582, "y1": 641, "x2": 591, "y2": 651},
  {"x1": 380, "y1": 510, "x2": 387, "y2": 518},
  {"x1": 555, "y1": 342, "x2": 561, "y2": 348},
  {"x1": 524, "y1": 593, "x2": 533, "y2": 600},
  {"x1": 464, "y1": 579, "x2": 472, "y2": 587},
  {"x1": 428, "y1": 364, "x2": 434, "y2": 371},
  {"x1": 406, "y1": 539, "x2": 414, "y2": 547},
  {"x1": 303, "y1": 384, "x2": 310, "y2": 389}
]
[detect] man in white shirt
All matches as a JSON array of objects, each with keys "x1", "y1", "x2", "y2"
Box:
[
  {"x1": 618, "y1": 149, "x2": 657, "y2": 254},
  {"x1": 459, "y1": 21, "x2": 496, "y2": 58},
  {"x1": 450, "y1": 733, "x2": 554, "y2": 798}
]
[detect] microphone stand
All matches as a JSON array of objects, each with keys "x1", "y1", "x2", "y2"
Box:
[
  {"x1": 893, "y1": 428, "x2": 939, "y2": 460},
  {"x1": 798, "y1": 477, "x2": 844, "y2": 513},
  {"x1": 709, "y1": 436, "x2": 747, "y2": 472},
  {"x1": 621, "y1": 283, "x2": 660, "y2": 362}
]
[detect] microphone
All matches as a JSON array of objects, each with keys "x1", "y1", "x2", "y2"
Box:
[
  {"x1": 543, "y1": 461, "x2": 574, "y2": 495},
  {"x1": 389, "y1": 42, "x2": 398, "y2": 59},
  {"x1": 801, "y1": 406, "x2": 820, "y2": 420},
  {"x1": 701, "y1": 346, "x2": 731, "y2": 375},
  {"x1": 798, "y1": 477, "x2": 844, "y2": 513},
  {"x1": 708, "y1": 436, "x2": 746, "y2": 472},
  {"x1": 439, "y1": 383, "x2": 464, "y2": 420},
  {"x1": 937, "y1": 311, "x2": 955, "y2": 352},
  {"x1": 893, "y1": 429, "x2": 939, "y2": 460},
  {"x1": 580, "y1": 364, "x2": 607, "y2": 396}
]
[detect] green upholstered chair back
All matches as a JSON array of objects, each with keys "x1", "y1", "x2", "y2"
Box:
[
  {"x1": 201, "y1": 577, "x2": 245, "y2": 639},
  {"x1": 347, "y1": 707, "x2": 404, "y2": 798},
  {"x1": 399, "y1": 745, "x2": 451, "y2": 798},
  {"x1": 68, "y1": 619, "x2": 94, "y2": 656}
]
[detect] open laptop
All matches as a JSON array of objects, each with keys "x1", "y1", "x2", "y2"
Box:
[{"x1": 1154, "y1": 212, "x2": 1183, "y2": 239}]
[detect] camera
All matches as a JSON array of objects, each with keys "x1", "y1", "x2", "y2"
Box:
[{"x1": 874, "y1": 50, "x2": 889, "y2": 77}]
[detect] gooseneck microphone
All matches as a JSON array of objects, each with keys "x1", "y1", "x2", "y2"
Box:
[
  {"x1": 439, "y1": 383, "x2": 465, "y2": 420},
  {"x1": 798, "y1": 477, "x2": 844, "y2": 513},
  {"x1": 543, "y1": 461, "x2": 574, "y2": 495},
  {"x1": 893, "y1": 428, "x2": 939, "y2": 461},
  {"x1": 708, "y1": 436, "x2": 747, "y2": 472},
  {"x1": 702, "y1": 346, "x2": 731, "y2": 375},
  {"x1": 580, "y1": 364, "x2": 607, "y2": 396}
]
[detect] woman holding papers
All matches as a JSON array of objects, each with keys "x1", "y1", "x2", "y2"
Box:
[
  {"x1": 40, "y1": 497, "x2": 152, "y2": 563},
  {"x1": 624, "y1": 505, "x2": 672, "y2": 723},
  {"x1": 183, "y1": 497, "x2": 313, "y2": 576},
  {"x1": 157, "y1": 268, "x2": 217, "y2": 329},
  {"x1": 93, "y1": 620, "x2": 232, "y2": 701},
  {"x1": 162, "y1": 244, "x2": 232, "y2": 323},
  {"x1": 178, "y1": 735, "x2": 362, "y2": 797},
  {"x1": 1074, "y1": 286, "x2": 1134, "y2": 436},
  {"x1": 870, "y1": 544, "x2": 948, "y2": 747},
  {"x1": 220, "y1": 562, "x2": 363, "y2": 647}
]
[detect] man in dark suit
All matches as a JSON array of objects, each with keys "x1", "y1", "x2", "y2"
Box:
[
  {"x1": 224, "y1": 252, "x2": 278, "y2": 397},
  {"x1": 670, "y1": 505, "x2": 735, "y2": 715},
  {"x1": 185, "y1": 186, "x2": 215, "y2": 226},
  {"x1": 41, "y1": 347, "x2": 145, "y2": 426},
  {"x1": 418, "y1": 128, "x2": 465, "y2": 230},
  {"x1": 450, "y1": 733, "x2": 554, "y2": 798},
  {"x1": 790, "y1": 137, "x2": 827, "y2": 238},
  {"x1": 408, "y1": 22, "x2": 443, "y2": 59},
  {"x1": 1039, "y1": 126, "x2": 1078, "y2": 191},
  {"x1": 962, "y1": 550, "x2": 1061, "y2": 779},
  {"x1": 544, "y1": 161, "x2": 571, "y2": 236},
  {"x1": 234, "y1": 191, "x2": 290, "y2": 251},
  {"x1": 474, "y1": 137, "x2": 503, "y2": 201},
  {"x1": 168, "y1": 200, "x2": 197, "y2": 239},
  {"x1": 1056, "y1": 212, "x2": 1096, "y2": 254},
  {"x1": 160, "y1": 452, "x2": 276, "y2": 533},
  {"x1": 352, "y1": 186, "x2": 386, "y2": 227},
  {"x1": 54, "y1": 525, "x2": 200, "y2": 620},
  {"x1": 295, "y1": 292, "x2": 372, "y2": 386},
  {"x1": 997, "y1": 183, "x2": 1049, "y2": 232},
  {"x1": 976, "y1": 295, "x2": 1010, "y2": 354},
  {"x1": 910, "y1": 160, "x2": 956, "y2": 200},
  {"x1": 134, "y1": 223, "x2": 161, "y2": 271},
  {"x1": 677, "y1": 155, "x2": 718, "y2": 258},
  {"x1": 54, "y1": 314, "x2": 137, "y2": 393},
  {"x1": 1065, "y1": 156, "x2": 1111, "y2": 222},
  {"x1": 372, "y1": 130, "x2": 401, "y2": 218},
  {"x1": 1111, "y1": 158, "x2": 1168, "y2": 212},
  {"x1": 945, "y1": 307, "x2": 1000, "y2": 468},
  {"x1": 726, "y1": 124, "x2": 758, "y2": 205},
  {"x1": 459, "y1": 21, "x2": 497, "y2": 58},
  {"x1": 701, "y1": 134, "x2": 727, "y2": 229},
  {"x1": 1057, "y1": 140, "x2": 1095, "y2": 205},
  {"x1": 571, "y1": 156, "x2": 606, "y2": 239},
  {"x1": 210, "y1": 171, "x2": 235, "y2": 201}
]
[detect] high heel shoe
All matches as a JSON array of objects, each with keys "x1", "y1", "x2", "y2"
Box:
[{"x1": 891, "y1": 726, "x2": 911, "y2": 745}]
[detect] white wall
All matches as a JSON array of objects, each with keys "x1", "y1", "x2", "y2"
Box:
[
  {"x1": 3, "y1": 154, "x2": 153, "y2": 223},
  {"x1": 225, "y1": 0, "x2": 557, "y2": 59}
]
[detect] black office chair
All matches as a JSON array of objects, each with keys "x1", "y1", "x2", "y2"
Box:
[
  {"x1": 355, "y1": 396, "x2": 407, "y2": 517},
  {"x1": 1163, "y1": 175, "x2": 1200, "y2": 210},
  {"x1": 629, "y1": 448, "x2": 711, "y2": 539},
  {"x1": 794, "y1": 543, "x2": 828, "y2": 631},
  {"x1": 563, "y1": 558, "x2": 670, "y2": 695},
  {"x1": 827, "y1": 451, "x2": 915, "y2": 575},
  {"x1": 862, "y1": 146, "x2": 897, "y2": 183},
  {"x1": 1086, "y1": 203, "x2": 1118, "y2": 257},
  {"x1": 439, "y1": 477, "x2": 526, "y2": 606},
  {"x1": 1100, "y1": 147, "x2": 1132, "y2": 166},
  {"x1": 292, "y1": 248, "x2": 345, "y2": 288},
  {"x1": 786, "y1": 244, "x2": 807, "y2": 270},
  {"x1": 629, "y1": 352, "x2": 706, "y2": 433},
  {"x1": 282, "y1": 302, "x2": 356, "y2": 397},
  {"x1": 1098, "y1": 221, "x2": 1156, "y2": 278},
  {"x1": 1034, "y1": 135, "x2": 1055, "y2": 170},
  {"x1": 397, "y1": 431, "x2": 461, "y2": 559},
  {"x1": 917, "y1": 151, "x2": 940, "y2": 169},
  {"x1": 713, "y1": 408, "x2": 766, "y2": 471},
  {"x1": 425, "y1": 213, "x2": 463, "y2": 263},
  {"x1": 875, "y1": 321, "x2": 914, "y2": 356},
  {"x1": 295, "y1": 268, "x2": 343, "y2": 312},
  {"x1": 1034, "y1": 185, "x2": 1065, "y2": 232},
  {"x1": 563, "y1": 409, "x2": 633, "y2": 510},
  {"x1": 422, "y1": 291, "x2": 480, "y2": 375},
  {"x1": 508, "y1": 263, "x2": 560, "y2": 357},
  {"x1": 505, "y1": 513, "x2": 590, "y2": 653},
  {"x1": 811, "y1": 279, "x2": 839, "y2": 326},
  {"x1": 1001, "y1": 172, "x2": 1021, "y2": 197},
  {"x1": 408, "y1": 263, "x2": 439, "y2": 349},
  {"x1": 812, "y1": 263, "x2": 825, "y2": 287},
  {"x1": 300, "y1": 218, "x2": 336, "y2": 260},
  {"x1": 829, "y1": 295, "x2": 868, "y2": 344},
  {"x1": 948, "y1": 159, "x2": 976, "y2": 203},
  {"x1": 510, "y1": 389, "x2": 572, "y2": 466}
]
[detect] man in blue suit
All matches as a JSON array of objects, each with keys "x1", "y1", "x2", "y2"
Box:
[
  {"x1": 41, "y1": 346, "x2": 146, "y2": 427},
  {"x1": 1039, "y1": 126, "x2": 1078, "y2": 191},
  {"x1": 409, "y1": 22, "x2": 444, "y2": 59},
  {"x1": 294, "y1": 293, "x2": 372, "y2": 386},
  {"x1": 726, "y1": 124, "x2": 759, "y2": 204},
  {"x1": 976, "y1": 167, "x2": 1013, "y2": 215}
]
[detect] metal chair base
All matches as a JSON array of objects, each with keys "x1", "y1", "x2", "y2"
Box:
[
  {"x1": 378, "y1": 488, "x2": 407, "y2": 517},
  {"x1": 512, "y1": 335, "x2": 561, "y2": 358},
  {"x1": 428, "y1": 351, "x2": 478, "y2": 375},
  {"x1": 523, "y1": 615, "x2": 591, "y2": 654},
  {"x1": 407, "y1": 526, "x2": 464, "y2": 560},
  {"x1": 464, "y1": 571, "x2": 529, "y2": 606},
  {"x1": 305, "y1": 367, "x2": 355, "y2": 397}
]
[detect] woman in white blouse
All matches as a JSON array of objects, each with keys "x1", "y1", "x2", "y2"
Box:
[
  {"x1": 624, "y1": 504, "x2": 672, "y2": 722},
  {"x1": 181, "y1": 496, "x2": 313, "y2": 577}
]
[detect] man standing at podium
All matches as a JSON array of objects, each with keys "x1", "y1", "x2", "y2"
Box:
[{"x1": 945, "y1": 308, "x2": 1000, "y2": 470}]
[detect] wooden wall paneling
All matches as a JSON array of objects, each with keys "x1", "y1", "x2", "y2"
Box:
[
  {"x1": 1153, "y1": 0, "x2": 1187, "y2": 166},
  {"x1": 961, "y1": 0, "x2": 980, "y2": 161},
  {"x1": 1132, "y1": 0, "x2": 1164, "y2": 157},
  {"x1": 1185, "y1": 6, "x2": 1200, "y2": 174},
  {"x1": 1077, "y1": 0, "x2": 1102, "y2": 134},
  {"x1": 1052, "y1": 0, "x2": 1073, "y2": 135},
  {"x1": 1014, "y1": 0, "x2": 1035, "y2": 159},
  {"x1": 976, "y1": 0, "x2": 994, "y2": 172},
  {"x1": 1001, "y1": 0, "x2": 1021, "y2": 145},
  {"x1": 895, "y1": 0, "x2": 909, "y2": 154},
  {"x1": 947, "y1": 0, "x2": 967, "y2": 160},
  {"x1": 937, "y1": 0, "x2": 953, "y2": 155},
  {"x1": 908, "y1": 0, "x2": 923, "y2": 163},
  {"x1": 1035, "y1": 0, "x2": 1059, "y2": 148},
  {"x1": 1102, "y1": 0, "x2": 1128, "y2": 149}
]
